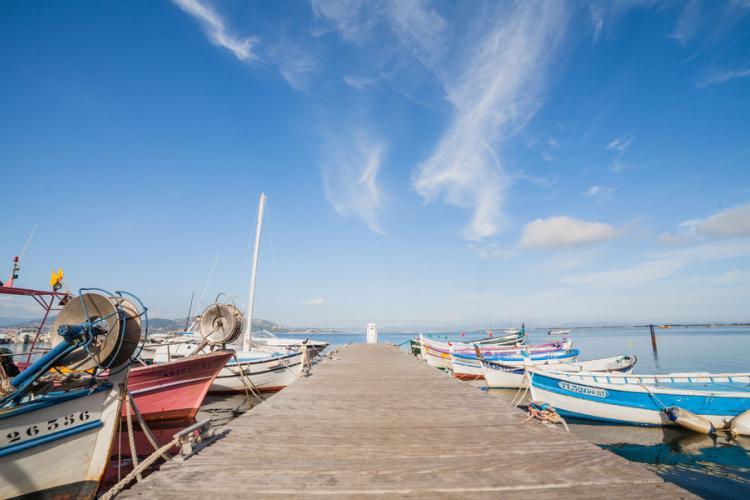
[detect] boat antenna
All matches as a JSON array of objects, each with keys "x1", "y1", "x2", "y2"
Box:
[
  {"x1": 243, "y1": 193, "x2": 266, "y2": 352},
  {"x1": 196, "y1": 253, "x2": 220, "y2": 312},
  {"x1": 184, "y1": 289, "x2": 196, "y2": 331},
  {"x1": 6, "y1": 222, "x2": 38, "y2": 287}
]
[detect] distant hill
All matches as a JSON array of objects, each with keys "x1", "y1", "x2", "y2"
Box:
[
  {"x1": 0, "y1": 317, "x2": 33, "y2": 327},
  {"x1": 0, "y1": 316, "x2": 336, "y2": 333}
]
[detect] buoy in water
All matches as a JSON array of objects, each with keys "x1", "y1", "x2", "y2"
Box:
[
  {"x1": 729, "y1": 408, "x2": 750, "y2": 437},
  {"x1": 665, "y1": 406, "x2": 716, "y2": 435}
]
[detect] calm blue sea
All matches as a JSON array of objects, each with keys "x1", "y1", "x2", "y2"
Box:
[{"x1": 276, "y1": 327, "x2": 750, "y2": 499}]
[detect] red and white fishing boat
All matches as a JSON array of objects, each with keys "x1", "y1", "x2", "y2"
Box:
[{"x1": 125, "y1": 350, "x2": 233, "y2": 422}]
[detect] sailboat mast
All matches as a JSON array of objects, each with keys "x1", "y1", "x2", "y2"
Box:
[{"x1": 243, "y1": 193, "x2": 266, "y2": 351}]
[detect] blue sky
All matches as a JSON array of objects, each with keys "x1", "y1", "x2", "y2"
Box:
[{"x1": 1, "y1": 0, "x2": 749, "y2": 328}]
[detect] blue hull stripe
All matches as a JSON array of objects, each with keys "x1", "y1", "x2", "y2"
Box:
[
  {"x1": 454, "y1": 349, "x2": 578, "y2": 362},
  {"x1": 0, "y1": 420, "x2": 103, "y2": 458},
  {"x1": 532, "y1": 372, "x2": 750, "y2": 417},
  {"x1": 0, "y1": 384, "x2": 112, "y2": 421},
  {"x1": 554, "y1": 408, "x2": 662, "y2": 427}
]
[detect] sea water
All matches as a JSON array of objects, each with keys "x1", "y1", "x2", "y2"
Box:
[{"x1": 275, "y1": 326, "x2": 750, "y2": 499}]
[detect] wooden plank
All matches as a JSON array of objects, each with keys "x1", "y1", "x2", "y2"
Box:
[{"x1": 121, "y1": 344, "x2": 695, "y2": 499}]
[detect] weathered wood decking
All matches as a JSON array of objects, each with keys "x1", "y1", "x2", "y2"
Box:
[{"x1": 122, "y1": 344, "x2": 694, "y2": 498}]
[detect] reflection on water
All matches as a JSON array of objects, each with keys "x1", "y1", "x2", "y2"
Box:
[
  {"x1": 571, "y1": 421, "x2": 750, "y2": 499},
  {"x1": 408, "y1": 325, "x2": 750, "y2": 499}
]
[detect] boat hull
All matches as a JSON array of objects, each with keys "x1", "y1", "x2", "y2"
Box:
[
  {"x1": 421, "y1": 343, "x2": 452, "y2": 371},
  {"x1": 126, "y1": 351, "x2": 233, "y2": 422},
  {"x1": 449, "y1": 355, "x2": 484, "y2": 380},
  {"x1": 482, "y1": 353, "x2": 581, "y2": 389},
  {"x1": 0, "y1": 372, "x2": 126, "y2": 499},
  {"x1": 210, "y1": 351, "x2": 304, "y2": 393},
  {"x1": 529, "y1": 371, "x2": 750, "y2": 427}
]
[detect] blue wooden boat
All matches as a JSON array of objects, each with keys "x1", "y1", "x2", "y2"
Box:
[
  {"x1": 528, "y1": 369, "x2": 750, "y2": 433},
  {"x1": 482, "y1": 354, "x2": 636, "y2": 389}
]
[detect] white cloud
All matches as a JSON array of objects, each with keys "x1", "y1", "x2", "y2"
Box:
[
  {"x1": 310, "y1": 0, "x2": 375, "y2": 42},
  {"x1": 303, "y1": 297, "x2": 327, "y2": 306},
  {"x1": 670, "y1": 0, "x2": 701, "y2": 45},
  {"x1": 697, "y1": 68, "x2": 750, "y2": 88},
  {"x1": 547, "y1": 137, "x2": 559, "y2": 148},
  {"x1": 681, "y1": 203, "x2": 750, "y2": 239},
  {"x1": 343, "y1": 74, "x2": 383, "y2": 90},
  {"x1": 520, "y1": 216, "x2": 620, "y2": 249},
  {"x1": 469, "y1": 242, "x2": 518, "y2": 260},
  {"x1": 413, "y1": 2, "x2": 569, "y2": 240},
  {"x1": 563, "y1": 239, "x2": 750, "y2": 288},
  {"x1": 172, "y1": 0, "x2": 259, "y2": 62},
  {"x1": 589, "y1": 5, "x2": 604, "y2": 42},
  {"x1": 606, "y1": 136, "x2": 634, "y2": 153},
  {"x1": 321, "y1": 131, "x2": 387, "y2": 234},
  {"x1": 584, "y1": 185, "x2": 615, "y2": 202},
  {"x1": 660, "y1": 202, "x2": 750, "y2": 243}
]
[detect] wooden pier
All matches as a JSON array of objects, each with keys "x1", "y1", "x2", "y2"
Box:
[{"x1": 122, "y1": 344, "x2": 694, "y2": 498}]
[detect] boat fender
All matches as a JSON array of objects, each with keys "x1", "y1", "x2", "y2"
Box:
[
  {"x1": 729, "y1": 408, "x2": 750, "y2": 437},
  {"x1": 529, "y1": 401, "x2": 552, "y2": 413},
  {"x1": 665, "y1": 406, "x2": 716, "y2": 435}
]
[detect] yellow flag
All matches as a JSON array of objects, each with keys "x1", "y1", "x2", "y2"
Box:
[{"x1": 50, "y1": 268, "x2": 64, "y2": 288}]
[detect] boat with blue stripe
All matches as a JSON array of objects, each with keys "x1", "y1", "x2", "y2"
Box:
[
  {"x1": 528, "y1": 369, "x2": 750, "y2": 429},
  {"x1": 482, "y1": 354, "x2": 636, "y2": 389}
]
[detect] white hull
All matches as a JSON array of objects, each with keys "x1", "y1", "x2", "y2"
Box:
[
  {"x1": 529, "y1": 385, "x2": 678, "y2": 426},
  {"x1": 210, "y1": 351, "x2": 304, "y2": 393},
  {"x1": 0, "y1": 370, "x2": 127, "y2": 499},
  {"x1": 484, "y1": 368, "x2": 527, "y2": 389},
  {"x1": 483, "y1": 355, "x2": 631, "y2": 389},
  {"x1": 422, "y1": 343, "x2": 452, "y2": 370},
  {"x1": 449, "y1": 354, "x2": 483, "y2": 379}
]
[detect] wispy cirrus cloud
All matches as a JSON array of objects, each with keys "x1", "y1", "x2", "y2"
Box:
[
  {"x1": 312, "y1": 1, "x2": 569, "y2": 240},
  {"x1": 605, "y1": 135, "x2": 635, "y2": 173},
  {"x1": 563, "y1": 239, "x2": 750, "y2": 288},
  {"x1": 697, "y1": 67, "x2": 750, "y2": 88},
  {"x1": 172, "y1": 0, "x2": 259, "y2": 62},
  {"x1": 584, "y1": 185, "x2": 615, "y2": 202},
  {"x1": 670, "y1": 0, "x2": 702, "y2": 44},
  {"x1": 321, "y1": 131, "x2": 387, "y2": 234},
  {"x1": 606, "y1": 136, "x2": 634, "y2": 153},
  {"x1": 413, "y1": 2, "x2": 569, "y2": 240},
  {"x1": 302, "y1": 297, "x2": 327, "y2": 306}
]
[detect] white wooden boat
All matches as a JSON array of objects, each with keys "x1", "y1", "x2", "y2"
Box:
[
  {"x1": 548, "y1": 328, "x2": 571, "y2": 335},
  {"x1": 482, "y1": 354, "x2": 635, "y2": 389},
  {"x1": 0, "y1": 369, "x2": 127, "y2": 498},
  {"x1": 152, "y1": 342, "x2": 305, "y2": 393},
  {"x1": 422, "y1": 335, "x2": 571, "y2": 377},
  {"x1": 210, "y1": 349, "x2": 305, "y2": 393},
  {"x1": 251, "y1": 330, "x2": 329, "y2": 357},
  {"x1": 528, "y1": 369, "x2": 750, "y2": 433},
  {"x1": 0, "y1": 291, "x2": 142, "y2": 499}
]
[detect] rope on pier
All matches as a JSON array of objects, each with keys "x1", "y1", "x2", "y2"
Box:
[
  {"x1": 123, "y1": 393, "x2": 142, "y2": 482},
  {"x1": 99, "y1": 434, "x2": 182, "y2": 500},
  {"x1": 524, "y1": 401, "x2": 570, "y2": 432},
  {"x1": 230, "y1": 352, "x2": 262, "y2": 407},
  {"x1": 510, "y1": 371, "x2": 533, "y2": 407}
]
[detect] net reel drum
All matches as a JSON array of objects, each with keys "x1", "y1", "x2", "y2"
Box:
[
  {"x1": 50, "y1": 293, "x2": 142, "y2": 371},
  {"x1": 198, "y1": 302, "x2": 243, "y2": 346}
]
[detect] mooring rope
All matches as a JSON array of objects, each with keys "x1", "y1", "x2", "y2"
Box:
[{"x1": 99, "y1": 434, "x2": 182, "y2": 500}]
